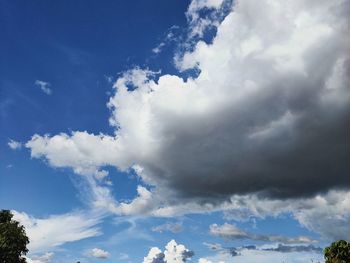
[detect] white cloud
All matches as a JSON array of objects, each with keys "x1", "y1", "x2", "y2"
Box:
[
  {"x1": 117, "y1": 186, "x2": 157, "y2": 215},
  {"x1": 8, "y1": 139, "x2": 22, "y2": 150},
  {"x1": 94, "y1": 170, "x2": 109, "y2": 180},
  {"x1": 209, "y1": 223, "x2": 315, "y2": 244},
  {"x1": 35, "y1": 80, "x2": 52, "y2": 95},
  {"x1": 152, "y1": 42, "x2": 166, "y2": 54},
  {"x1": 143, "y1": 240, "x2": 194, "y2": 263},
  {"x1": 12, "y1": 210, "x2": 102, "y2": 253},
  {"x1": 224, "y1": 190, "x2": 350, "y2": 241},
  {"x1": 190, "y1": 0, "x2": 224, "y2": 10},
  {"x1": 198, "y1": 258, "x2": 225, "y2": 263},
  {"x1": 90, "y1": 183, "x2": 158, "y2": 216},
  {"x1": 88, "y1": 248, "x2": 110, "y2": 259},
  {"x1": 209, "y1": 223, "x2": 246, "y2": 239},
  {"x1": 26, "y1": 252, "x2": 54, "y2": 263},
  {"x1": 26, "y1": 132, "x2": 119, "y2": 177},
  {"x1": 185, "y1": 0, "x2": 228, "y2": 38},
  {"x1": 164, "y1": 240, "x2": 194, "y2": 263},
  {"x1": 143, "y1": 247, "x2": 164, "y2": 263}
]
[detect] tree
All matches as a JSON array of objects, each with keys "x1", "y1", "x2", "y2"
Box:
[
  {"x1": 324, "y1": 240, "x2": 350, "y2": 263},
  {"x1": 0, "y1": 210, "x2": 29, "y2": 263}
]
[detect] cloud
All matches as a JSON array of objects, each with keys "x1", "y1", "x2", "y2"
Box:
[
  {"x1": 152, "y1": 43, "x2": 166, "y2": 55},
  {"x1": 209, "y1": 223, "x2": 315, "y2": 244},
  {"x1": 190, "y1": 0, "x2": 224, "y2": 10},
  {"x1": 152, "y1": 222, "x2": 183, "y2": 233},
  {"x1": 198, "y1": 259, "x2": 214, "y2": 263},
  {"x1": 88, "y1": 248, "x2": 110, "y2": 259},
  {"x1": 26, "y1": 252, "x2": 54, "y2": 263},
  {"x1": 25, "y1": 0, "x2": 350, "y2": 241},
  {"x1": 160, "y1": 241, "x2": 323, "y2": 263},
  {"x1": 201, "y1": 243, "x2": 323, "y2": 263},
  {"x1": 224, "y1": 190, "x2": 350, "y2": 240},
  {"x1": 8, "y1": 139, "x2": 22, "y2": 150},
  {"x1": 143, "y1": 247, "x2": 165, "y2": 263},
  {"x1": 200, "y1": 247, "x2": 323, "y2": 263},
  {"x1": 104, "y1": 75, "x2": 113, "y2": 83},
  {"x1": 143, "y1": 240, "x2": 194, "y2": 263},
  {"x1": 35, "y1": 80, "x2": 52, "y2": 95},
  {"x1": 27, "y1": 0, "x2": 350, "y2": 202},
  {"x1": 117, "y1": 186, "x2": 156, "y2": 215},
  {"x1": 204, "y1": 242, "x2": 322, "y2": 257},
  {"x1": 263, "y1": 244, "x2": 322, "y2": 254},
  {"x1": 12, "y1": 210, "x2": 102, "y2": 253},
  {"x1": 209, "y1": 223, "x2": 246, "y2": 240},
  {"x1": 152, "y1": 26, "x2": 180, "y2": 54},
  {"x1": 25, "y1": 132, "x2": 117, "y2": 176},
  {"x1": 184, "y1": 0, "x2": 230, "y2": 39},
  {"x1": 203, "y1": 242, "x2": 240, "y2": 257}
]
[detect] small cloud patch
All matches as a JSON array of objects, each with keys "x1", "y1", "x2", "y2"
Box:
[
  {"x1": 8, "y1": 139, "x2": 22, "y2": 150},
  {"x1": 35, "y1": 80, "x2": 52, "y2": 95}
]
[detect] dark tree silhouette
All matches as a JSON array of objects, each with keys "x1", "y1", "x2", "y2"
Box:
[
  {"x1": 0, "y1": 210, "x2": 29, "y2": 263},
  {"x1": 324, "y1": 240, "x2": 350, "y2": 263}
]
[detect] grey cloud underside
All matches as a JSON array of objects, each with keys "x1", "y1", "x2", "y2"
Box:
[
  {"x1": 152, "y1": 253, "x2": 165, "y2": 263},
  {"x1": 232, "y1": 244, "x2": 323, "y2": 257},
  {"x1": 263, "y1": 244, "x2": 322, "y2": 254},
  {"x1": 209, "y1": 223, "x2": 315, "y2": 244},
  {"x1": 143, "y1": 64, "x2": 350, "y2": 199},
  {"x1": 207, "y1": 243, "x2": 322, "y2": 257},
  {"x1": 150, "y1": 250, "x2": 193, "y2": 263},
  {"x1": 126, "y1": 0, "x2": 350, "y2": 200}
]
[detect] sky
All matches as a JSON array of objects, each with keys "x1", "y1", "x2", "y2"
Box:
[{"x1": 1, "y1": 0, "x2": 350, "y2": 262}]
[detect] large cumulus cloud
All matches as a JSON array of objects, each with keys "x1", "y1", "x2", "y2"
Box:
[
  {"x1": 106, "y1": 0, "x2": 350, "y2": 200},
  {"x1": 26, "y1": 0, "x2": 350, "y2": 231}
]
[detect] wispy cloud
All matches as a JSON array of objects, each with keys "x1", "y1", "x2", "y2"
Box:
[
  {"x1": 151, "y1": 25, "x2": 180, "y2": 54},
  {"x1": 152, "y1": 222, "x2": 183, "y2": 233},
  {"x1": 35, "y1": 80, "x2": 52, "y2": 95},
  {"x1": 104, "y1": 75, "x2": 114, "y2": 83},
  {"x1": 13, "y1": 210, "x2": 103, "y2": 253}
]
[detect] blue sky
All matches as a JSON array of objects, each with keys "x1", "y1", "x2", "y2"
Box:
[{"x1": 1, "y1": 0, "x2": 350, "y2": 262}]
